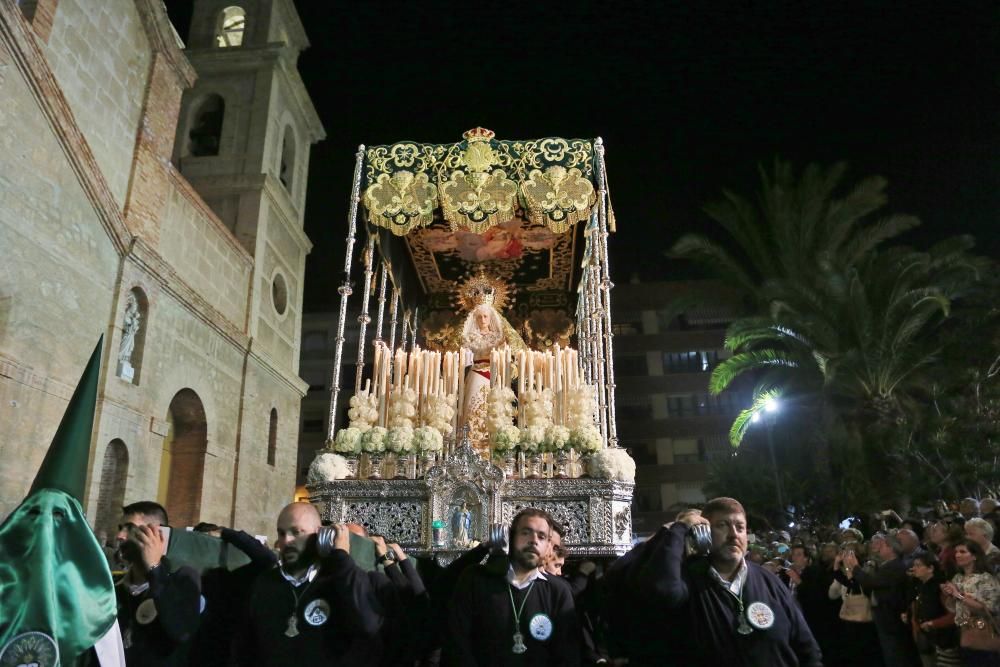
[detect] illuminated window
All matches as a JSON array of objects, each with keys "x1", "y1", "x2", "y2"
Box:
[{"x1": 216, "y1": 6, "x2": 246, "y2": 48}]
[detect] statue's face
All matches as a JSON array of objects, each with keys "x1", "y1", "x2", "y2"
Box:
[{"x1": 475, "y1": 309, "x2": 493, "y2": 334}]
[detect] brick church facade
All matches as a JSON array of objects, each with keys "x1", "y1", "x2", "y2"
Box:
[{"x1": 0, "y1": 0, "x2": 323, "y2": 538}]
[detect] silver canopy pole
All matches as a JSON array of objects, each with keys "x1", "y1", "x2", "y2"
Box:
[
  {"x1": 354, "y1": 234, "x2": 376, "y2": 394},
  {"x1": 374, "y1": 263, "x2": 388, "y2": 342},
  {"x1": 388, "y1": 287, "x2": 400, "y2": 354},
  {"x1": 594, "y1": 138, "x2": 618, "y2": 446},
  {"x1": 326, "y1": 144, "x2": 365, "y2": 444}
]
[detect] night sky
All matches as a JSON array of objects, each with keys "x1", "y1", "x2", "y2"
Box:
[{"x1": 166, "y1": 2, "x2": 999, "y2": 312}]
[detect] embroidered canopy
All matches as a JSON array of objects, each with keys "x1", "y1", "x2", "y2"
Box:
[{"x1": 362, "y1": 128, "x2": 604, "y2": 237}]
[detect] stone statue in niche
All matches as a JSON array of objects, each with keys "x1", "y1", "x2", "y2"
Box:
[{"x1": 117, "y1": 293, "x2": 140, "y2": 382}]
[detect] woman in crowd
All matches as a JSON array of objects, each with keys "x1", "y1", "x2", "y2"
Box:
[
  {"x1": 907, "y1": 552, "x2": 960, "y2": 667},
  {"x1": 965, "y1": 519, "x2": 1000, "y2": 574},
  {"x1": 829, "y1": 542, "x2": 884, "y2": 667},
  {"x1": 941, "y1": 540, "x2": 1000, "y2": 666}
]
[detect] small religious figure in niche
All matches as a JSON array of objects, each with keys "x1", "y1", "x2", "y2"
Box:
[{"x1": 451, "y1": 501, "x2": 472, "y2": 548}]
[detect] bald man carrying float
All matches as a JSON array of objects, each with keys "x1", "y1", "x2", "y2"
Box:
[{"x1": 235, "y1": 503, "x2": 384, "y2": 666}]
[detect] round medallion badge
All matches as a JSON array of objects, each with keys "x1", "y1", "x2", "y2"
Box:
[
  {"x1": 304, "y1": 598, "x2": 331, "y2": 627},
  {"x1": 136, "y1": 598, "x2": 158, "y2": 625},
  {"x1": 746, "y1": 601, "x2": 775, "y2": 630},
  {"x1": 0, "y1": 631, "x2": 59, "y2": 667},
  {"x1": 528, "y1": 613, "x2": 553, "y2": 641}
]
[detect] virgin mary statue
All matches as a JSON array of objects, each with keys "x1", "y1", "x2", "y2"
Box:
[{"x1": 456, "y1": 272, "x2": 527, "y2": 451}]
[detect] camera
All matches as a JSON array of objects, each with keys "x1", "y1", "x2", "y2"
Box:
[{"x1": 686, "y1": 523, "x2": 713, "y2": 556}]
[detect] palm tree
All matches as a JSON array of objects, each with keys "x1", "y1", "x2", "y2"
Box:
[{"x1": 672, "y1": 160, "x2": 986, "y2": 512}]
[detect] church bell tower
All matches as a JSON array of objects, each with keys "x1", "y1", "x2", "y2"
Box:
[{"x1": 173, "y1": 0, "x2": 324, "y2": 374}]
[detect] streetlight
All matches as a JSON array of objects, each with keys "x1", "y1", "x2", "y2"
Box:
[{"x1": 752, "y1": 398, "x2": 784, "y2": 515}]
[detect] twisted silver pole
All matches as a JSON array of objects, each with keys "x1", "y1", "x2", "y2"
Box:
[
  {"x1": 590, "y1": 261, "x2": 609, "y2": 443},
  {"x1": 388, "y1": 287, "x2": 400, "y2": 354},
  {"x1": 374, "y1": 263, "x2": 388, "y2": 342},
  {"x1": 411, "y1": 307, "x2": 419, "y2": 351},
  {"x1": 594, "y1": 138, "x2": 618, "y2": 446},
  {"x1": 326, "y1": 144, "x2": 365, "y2": 444},
  {"x1": 354, "y1": 235, "x2": 376, "y2": 394}
]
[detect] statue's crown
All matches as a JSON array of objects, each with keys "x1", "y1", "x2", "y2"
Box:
[
  {"x1": 462, "y1": 127, "x2": 495, "y2": 143},
  {"x1": 456, "y1": 270, "x2": 510, "y2": 312}
]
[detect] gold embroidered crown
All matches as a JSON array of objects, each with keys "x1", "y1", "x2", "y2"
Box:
[
  {"x1": 455, "y1": 270, "x2": 511, "y2": 313},
  {"x1": 462, "y1": 127, "x2": 495, "y2": 143}
]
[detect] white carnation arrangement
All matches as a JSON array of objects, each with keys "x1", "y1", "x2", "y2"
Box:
[
  {"x1": 570, "y1": 424, "x2": 603, "y2": 453},
  {"x1": 566, "y1": 385, "x2": 597, "y2": 430},
  {"x1": 422, "y1": 393, "x2": 457, "y2": 436},
  {"x1": 587, "y1": 447, "x2": 636, "y2": 482},
  {"x1": 545, "y1": 424, "x2": 571, "y2": 452},
  {"x1": 360, "y1": 426, "x2": 388, "y2": 454},
  {"x1": 414, "y1": 425, "x2": 443, "y2": 453},
  {"x1": 333, "y1": 426, "x2": 363, "y2": 455},
  {"x1": 522, "y1": 388, "x2": 554, "y2": 429},
  {"x1": 388, "y1": 388, "x2": 418, "y2": 428},
  {"x1": 518, "y1": 424, "x2": 547, "y2": 453},
  {"x1": 487, "y1": 387, "x2": 517, "y2": 429},
  {"x1": 491, "y1": 424, "x2": 521, "y2": 452},
  {"x1": 386, "y1": 425, "x2": 415, "y2": 454},
  {"x1": 347, "y1": 391, "x2": 378, "y2": 431},
  {"x1": 308, "y1": 452, "x2": 352, "y2": 482}
]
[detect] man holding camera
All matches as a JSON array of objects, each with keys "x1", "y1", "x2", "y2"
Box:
[
  {"x1": 610, "y1": 497, "x2": 821, "y2": 666},
  {"x1": 114, "y1": 501, "x2": 202, "y2": 667},
  {"x1": 236, "y1": 502, "x2": 383, "y2": 666}
]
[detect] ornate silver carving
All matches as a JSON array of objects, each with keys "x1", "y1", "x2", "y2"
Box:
[
  {"x1": 614, "y1": 505, "x2": 631, "y2": 541},
  {"x1": 345, "y1": 500, "x2": 425, "y2": 543}
]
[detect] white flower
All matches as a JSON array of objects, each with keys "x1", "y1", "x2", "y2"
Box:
[
  {"x1": 333, "y1": 427, "x2": 362, "y2": 455},
  {"x1": 519, "y1": 424, "x2": 547, "y2": 452},
  {"x1": 308, "y1": 452, "x2": 351, "y2": 482},
  {"x1": 422, "y1": 393, "x2": 457, "y2": 436},
  {"x1": 545, "y1": 425, "x2": 571, "y2": 451},
  {"x1": 587, "y1": 447, "x2": 636, "y2": 482},
  {"x1": 360, "y1": 426, "x2": 388, "y2": 453},
  {"x1": 570, "y1": 424, "x2": 603, "y2": 453},
  {"x1": 347, "y1": 391, "x2": 379, "y2": 430},
  {"x1": 491, "y1": 424, "x2": 521, "y2": 451},
  {"x1": 386, "y1": 426, "x2": 415, "y2": 453},
  {"x1": 414, "y1": 425, "x2": 443, "y2": 452}
]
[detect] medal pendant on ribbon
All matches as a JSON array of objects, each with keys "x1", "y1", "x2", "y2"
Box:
[
  {"x1": 285, "y1": 614, "x2": 300, "y2": 638},
  {"x1": 512, "y1": 631, "x2": 527, "y2": 654},
  {"x1": 737, "y1": 614, "x2": 753, "y2": 635}
]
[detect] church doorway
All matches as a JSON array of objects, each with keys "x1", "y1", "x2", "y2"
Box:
[{"x1": 158, "y1": 389, "x2": 207, "y2": 528}]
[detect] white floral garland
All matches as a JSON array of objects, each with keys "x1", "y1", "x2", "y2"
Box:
[{"x1": 487, "y1": 386, "x2": 518, "y2": 450}]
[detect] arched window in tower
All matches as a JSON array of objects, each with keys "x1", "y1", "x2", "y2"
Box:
[
  {"x1": 267, "y1": 408, "x2": 278, "y2": 466},
  {"x1": 215, "y1": 6, "x2": 246, "y2": 48},
  {"x1": 117, "y1": 287, "x2": 148, "y2": 384},
  {"x1": 280, "y1": 125, "x2": 296, "y2": 192},
  {"x1": 188, "y1": 94, "x2": 225, "y2": 157}
]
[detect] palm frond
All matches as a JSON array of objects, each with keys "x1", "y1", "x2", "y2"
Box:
[{"x1": 709, "y1": 350, "x2": 800, "y2": 394}]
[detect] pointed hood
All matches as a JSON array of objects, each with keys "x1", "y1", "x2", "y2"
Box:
[{"x1": 30, "y1": 337, "x2": 103, "y2": 501}]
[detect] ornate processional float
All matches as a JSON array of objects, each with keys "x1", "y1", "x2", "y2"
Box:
[{"x1": 307, "y1": 129, "x2": 635, "y2": 559}]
